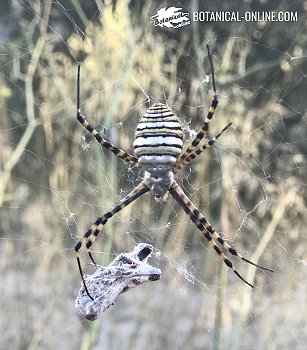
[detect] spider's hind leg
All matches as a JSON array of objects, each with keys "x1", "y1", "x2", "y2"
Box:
[{"x1": 169, "y1": 181, "x2": 273, "y2": 287}]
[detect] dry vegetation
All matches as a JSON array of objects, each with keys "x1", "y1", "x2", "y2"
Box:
[{"x1": 0, "y1": 1, "x2": 306, "y2": 349}]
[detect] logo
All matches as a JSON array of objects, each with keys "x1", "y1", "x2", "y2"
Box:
[{"x1": 150, "y1": 7, "x2": 190, "y2": 28}]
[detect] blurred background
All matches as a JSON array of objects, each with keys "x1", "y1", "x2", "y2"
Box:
[{"x1": 0, "y1": 0, "x2": 306, "y2": 349}]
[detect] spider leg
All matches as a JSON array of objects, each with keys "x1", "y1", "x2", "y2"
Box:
[
  {"x1": 177, "y1": 45, "x2": 218, "y2": 165},
  {"x1": 169, "y1": 181, "x2": 273, "y2": 287},
  {"x1": 174, "y1": 122, "x2": 232, "y2": 173},
  {"x1": 75, "y1": 182, "x2": 149, "y2": 300},
  {"x1": 77, "y1": 65, "x2": 139, "y2": 167}
]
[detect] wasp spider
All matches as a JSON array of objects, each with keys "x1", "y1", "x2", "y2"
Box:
[{"x1": 74, "y1": 45, "x2": 273, "y2": 300}]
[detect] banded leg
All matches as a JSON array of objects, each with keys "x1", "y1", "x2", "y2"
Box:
[
  {"x1": 174, "y1": 122, "x2": 232, "y2": 173},
  {"x1": 77, "y1": 65, "x2": 139, "y2": 167},
  {"x1": 169, "y1": 181, "x2": 273, "y2": 287},
  {"x1": 75, "y1": 182, "x2": 149, "y2": 299},
  {"x1": 177, "y1": 45, "x2": 218, "y2": 165}
]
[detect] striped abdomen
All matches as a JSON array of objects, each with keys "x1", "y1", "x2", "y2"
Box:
[{"x1": 133, "y1": 102, "x2": 183, "y2": 171}]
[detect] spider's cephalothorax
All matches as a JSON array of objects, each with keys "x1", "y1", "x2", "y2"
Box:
[
  {"x1": 75, "y1": 45, "x2": 273, "y2": 301},
  {"x1": 133, "y1": 102, "x2": 183, "y2": 198}
]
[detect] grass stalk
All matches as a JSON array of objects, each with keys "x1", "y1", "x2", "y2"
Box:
[{"x1": 234, "y1": 193, "x2": 293, "y2": 349}]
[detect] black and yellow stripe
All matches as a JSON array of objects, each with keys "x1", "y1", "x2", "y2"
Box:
[{"x1": 168, "y1": 181, "x2": 273, "y2": 287}]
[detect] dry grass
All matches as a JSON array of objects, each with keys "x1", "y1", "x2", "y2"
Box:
[{"x1": 0, "y1": 1, "x2": 306, "y2": 349}]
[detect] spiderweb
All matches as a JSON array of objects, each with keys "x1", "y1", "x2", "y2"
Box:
[{"x1": 0, "y1": 1, "x2": 306, "y2": 349}]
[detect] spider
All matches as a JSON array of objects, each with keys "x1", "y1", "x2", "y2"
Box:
[{"x1": 74, "y1": 45, "x2": 273, "y2": 300}]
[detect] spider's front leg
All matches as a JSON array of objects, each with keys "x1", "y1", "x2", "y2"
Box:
[
  {"x1": 76, "y1": 65, "x2": 139, "y2": 167},
  {"x1": 176, "y1": 45, "x2": 219, "y2": 168},
  {"x1": 75, "y1": 182, "x2": 149, "y2": 300}
]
